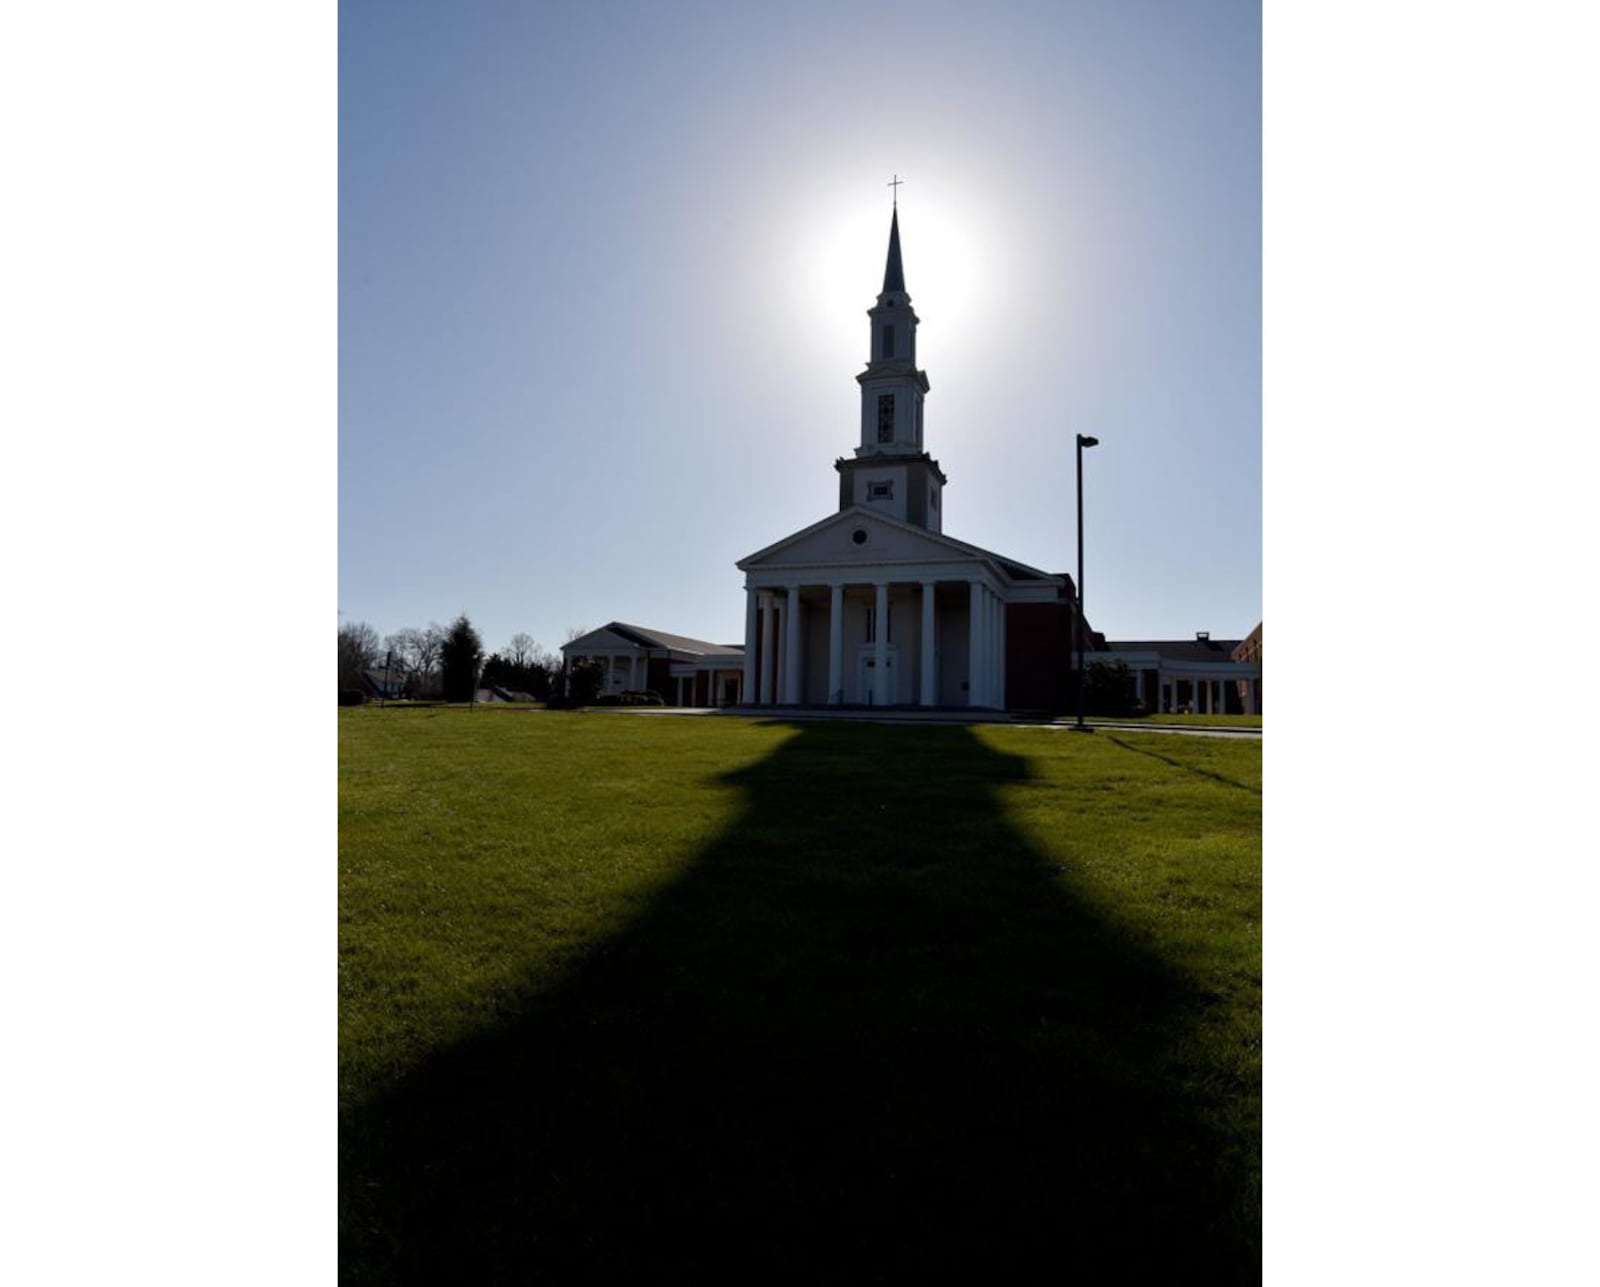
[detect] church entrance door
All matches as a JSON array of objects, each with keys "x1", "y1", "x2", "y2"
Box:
[{"x1": 856, "y1": 647, "x2": 898, "y2": 706}]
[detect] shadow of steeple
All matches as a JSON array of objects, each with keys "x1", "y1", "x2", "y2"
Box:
[{"x1": 342, "y1": 723, "x2": 1258, "y2": 1283}]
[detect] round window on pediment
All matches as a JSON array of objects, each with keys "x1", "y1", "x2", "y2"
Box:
[{"x1": 851, "y1": 528, "x2": 869, "y2": 546}]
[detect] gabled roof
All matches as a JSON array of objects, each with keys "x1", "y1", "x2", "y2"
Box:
[
  {"x1": 738, "y1": 506, "x2": 1062, "y2": 585},
  {"x1": 359, "y1": 669, "x2": 408, "y2": 698},
  {"x1": 563, "y1": 622, "x2": 743, "y2": 658},
  {"x1": 1104, "y1": 639, "x2": 1246, "y2": 663}
]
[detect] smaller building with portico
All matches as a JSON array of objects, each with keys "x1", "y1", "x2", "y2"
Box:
[
  {"x1": 561, "y1": 623, "x2": 746, "y2": 707},
  {"x1": 1096, "y1": 632, "x2": 1261, "y2": 716}
]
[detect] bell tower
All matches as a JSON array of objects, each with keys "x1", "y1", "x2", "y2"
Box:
[{"x1": 836, "y1": 194, "x2": 947, "y2": 531}]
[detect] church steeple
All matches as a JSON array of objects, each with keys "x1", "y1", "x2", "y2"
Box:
[
  {"x1": 836, "y1": 196, "x2": 946, "y2": 532},
  {"x1": 882, "y1": 207, "x2": 906, "y2": 294},
  {"x1": 858, "y1": 204, "x2": 927, "y2": 449}
]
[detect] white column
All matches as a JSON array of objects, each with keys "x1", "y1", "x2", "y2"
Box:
[
  {"x1": 784, "y1": 585, "x2": 802, "y2": 704},
  {"x1": 828, "y1": 584, "x2": 844, "y2": 704},
  {"x1": 759, "y1": 592, "x2": 775, "y2": 705},
  {"x1": 972, "y1": 589, "x2": 985, "y2": 707},
  {"x1": 988, "y1": 592, "x2": 1000, "y2": 709},
  {"x1": 1245, "y1": 679, "x2": 1256, "y2": 715},
  {"x1": 996, "y1": 594, "x2": 1006, "y2": 710},
  {"x1": 920, "y1": 581, "x2": 937, "y2": 706},
  {"x1": 979, "y1": 590, "x2": 991, "y2": 708},
  {"x1": 743, "y1": 588, "x2": 757, "y2": 705},
  {"x1": 1134, "y1": 669, "x2": 1145, "y2": 705},
  {"x1": 976, "y1": 590, "x2": 987, "y2": 707},
  {"x1": 874, "y1": 581, "x2": 889, "y2": 705},
  {"x1": 968, "y1": 580, "x2": 984, "y2": 707}
]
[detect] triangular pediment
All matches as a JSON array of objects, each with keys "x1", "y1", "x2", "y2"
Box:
[{"x1": 738, "y1": 508, "x2": 1042, "y2": 578}]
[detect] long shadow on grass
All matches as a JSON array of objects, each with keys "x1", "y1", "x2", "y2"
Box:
[
  {"x1": 341, "y1": 724, "x2": 1258, "y2": 1284},
  {"x1": 1105, "y1": 733, "x2": 1263, "y2": 795}
]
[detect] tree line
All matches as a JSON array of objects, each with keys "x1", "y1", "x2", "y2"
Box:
[{"x1": 338, "y1": 615, "x2": 573, "y2": 703}]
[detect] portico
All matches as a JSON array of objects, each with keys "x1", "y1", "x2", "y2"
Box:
[
  {"x1": 737, "y1": 508, "x2": 1067, "y2": 709},
  {"x1": 1097, "y1": 636, "x2": 1262, "y2": 716},
  {"x1": 742, "y1": 577, "x2": 992, "y2": 708}
]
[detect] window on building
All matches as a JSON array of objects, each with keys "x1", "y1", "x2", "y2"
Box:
[
  {"x1": 877, "y1": 394, "x2": 894, "y2": 442},
  {"x1": 868, "y1": 480, "x2": 893, "y2": 501},
  {"x1": 881, "y1": 324, "x2": 895, "y2": 359},
  {"x1": 929, "y1": 487, "x2": 938, "y2": 510}
]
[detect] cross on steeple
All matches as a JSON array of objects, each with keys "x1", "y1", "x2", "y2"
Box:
[{"x1": 888, "y1": 174, "x2": 903, "y2": 207}]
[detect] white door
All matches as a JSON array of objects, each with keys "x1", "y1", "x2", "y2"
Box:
[{"x1": 856, "y1": 648, "x2": 897, "y2": 705}]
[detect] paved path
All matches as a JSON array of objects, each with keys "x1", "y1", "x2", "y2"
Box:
[{"x1": 617, "y1": 706, "x2": 1261, "y2": 739}]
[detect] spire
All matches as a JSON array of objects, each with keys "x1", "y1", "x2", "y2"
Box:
[{"x1": 881, "y1": 207, "x2": 905, "y2": 294}]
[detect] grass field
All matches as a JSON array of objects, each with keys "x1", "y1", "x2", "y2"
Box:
[
  {"x1": 340, "y1": 708, "x2": 1262, "y2": 1283},
  {"x1": 1090, "y1": 711, "x2": 1264, "y2": 728}
]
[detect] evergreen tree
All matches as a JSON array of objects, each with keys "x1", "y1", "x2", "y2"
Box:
[{"x1": 440, "y1": 614, "x2": 484, "y2": 702}]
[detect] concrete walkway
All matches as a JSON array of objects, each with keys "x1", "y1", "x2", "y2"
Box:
[{"x1": 617, "y1": 706, "x2": 1262, "y2": 739}]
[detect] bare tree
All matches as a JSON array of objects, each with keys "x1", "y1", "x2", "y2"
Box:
[
  {"x1": 383, "y1": 630, "x2": 414, "y2": 670},
  {"x1": 564, "y1": 625, "x2": 591, "y2": 644},
  {"x1": 414, "y1": 623, "x2": 446, "y2": 675},
  {"x1": 507, "y1": 632, "x2": 537, "y2": 669},
  {"x1": 338, "y1": 621, "x2": 382, "y2": 678}
]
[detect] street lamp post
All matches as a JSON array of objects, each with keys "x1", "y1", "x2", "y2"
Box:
[{"x1": 1075, "y1": 433, "x2": 1099, "y2": 731}]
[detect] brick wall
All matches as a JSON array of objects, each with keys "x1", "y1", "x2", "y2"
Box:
[{"x1": 1006, "y1": 601, "x2": 1075, "y2": 713}]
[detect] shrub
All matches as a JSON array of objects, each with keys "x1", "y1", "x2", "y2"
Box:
[
  {"x1": 1083, "y1": 660, "x2": 1138, "y2": 717},
  {"x1": 565, "y1": 658, "x2": 605, "y2": 706},
  {"x1": 594, "y1": 690, "x2": 665, "y2": 707}
]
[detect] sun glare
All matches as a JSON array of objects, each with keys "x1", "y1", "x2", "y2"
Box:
[{"x1": 778, "y1": 178, "x2": 1015, "y2": 377}]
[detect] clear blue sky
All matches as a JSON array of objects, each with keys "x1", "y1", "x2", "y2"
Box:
[{"x1": 339, "y1": 0, "x2": 1261, "y2": 655}]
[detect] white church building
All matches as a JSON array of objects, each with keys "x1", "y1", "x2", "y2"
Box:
[{"x1": 736, "y1": 207, "x2": 1086, "y2": 712}]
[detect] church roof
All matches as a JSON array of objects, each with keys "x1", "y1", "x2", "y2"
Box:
[
  {"x1": 882, "y1": 207, "x2": 905, "y2": 293},
  {"x1": 575, "y1": 621, "x2": 744, "y2": 657},
  {"x1": 1103, "y1": 638, "x2": 1246, "y2": 662}
]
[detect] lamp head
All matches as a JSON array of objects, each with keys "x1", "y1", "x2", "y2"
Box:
[{"x1": 1077, "y1": 434, "x2": 1100, "y2": 448}]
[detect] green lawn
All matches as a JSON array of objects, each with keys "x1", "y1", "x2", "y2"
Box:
[
  {"x1": 341, "y1": 708, "x2": 1262, "y2": 1283},
  {"x1": 1091, "y1": 712, "x2": 1263, "y2": 728}
]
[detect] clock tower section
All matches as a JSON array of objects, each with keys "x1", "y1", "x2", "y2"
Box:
[{"x1": 836, "y1": 206, "x2": 947, "y2": 532}]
